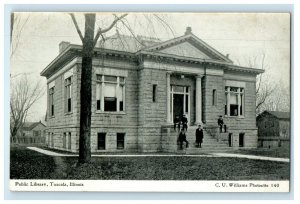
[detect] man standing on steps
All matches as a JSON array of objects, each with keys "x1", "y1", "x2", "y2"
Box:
[
  {"x1": 195, "y1": 124, "x2": 204, "y2": 148},
  {"x1": 178, "y1": 128, "x2": 189, "y2": 150}
]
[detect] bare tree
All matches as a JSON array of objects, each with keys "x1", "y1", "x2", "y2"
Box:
[
  {"x1": 10, "y1": 13, "x2": 30, "y2": 57},
  {"x1": 235, "y1": 54, "x2": 276, "y2": 115},
  {"x1": 69, "y1": 13, "x2": 174, "y2": 163},
  {"x1": 70, "y1": 13, "x2": 127, "y2": 164},
  {"x1": 10, "y1": 75, "x2": 44, "y2": 139}
]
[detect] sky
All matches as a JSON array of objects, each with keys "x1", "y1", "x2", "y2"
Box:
[{"x1": 10, "y1": 12, "x2": 290, "y2": 122}]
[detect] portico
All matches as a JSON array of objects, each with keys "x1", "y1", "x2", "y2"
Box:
[{"x1": 166, "y1": 72, "x2": 203, "y2": 126}]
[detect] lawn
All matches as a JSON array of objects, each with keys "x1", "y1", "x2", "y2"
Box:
[
  {"x1": 234, "y1": 146, "x2": 290, "y2": 158},
  {"x1": 10, "y1": 145, "x2": 56, "y2": 179},
  {"x1": 10, "y1": 146, "x2": 290, "y2": 180},
  {"x1": 64, "y1": 156, "x2": 289, "y2": 180}
]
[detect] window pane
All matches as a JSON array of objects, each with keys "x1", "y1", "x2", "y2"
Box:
[
  {"x1": 68, "y1": 133, "x2": 71, "y2": 149},
  {"x1": 68, "y1": 98, "x2": 72, "y2": 112},
  {"x1": 119, "y1": 77, "x2": 125, "y2": 83},
  {"x1": 119, "y1": 101, "x2": 123, "y2": 111},
  {"x1": 230, "y1": 87, "x2": 238, "y2": 92},
  {"x1": 104, "y1": 75, "x2": 117, "y2": 82},
  {"x1": 97, "y1": 133, "x2": 106, "y2": 150},
  {"x1": 173, "y1": 86, "x2": 184, "y2": 93},
  {"x1": 96, "y1": 83, "x2": 101, "y2": 100},
  {"x1": 230, "y1": 104, "x2": 238, "y2": 116},
  {"x1": 97, "y1": 100, "x2": 101, "y2": 110},
  {"x1": 185, "y1": 95, "x2": 188, "y2": 112},
  {"x1": 117, "y1": 133, "x2": 125, "y2": 149},
  {"x1": 186, "y1": 87, "x2": 189, "y2": 93},
  {"x1": 96, "y1": 75, "x2": 102, "y2": 81},
  {"x1": 104, "y1": 97, "x2": 117, "y2": 111},
  {"x1": 212, "y1": 89, "x2": 216, "y2": 105},
  {"x1": 152, "y1": 85, "x2": 157, "y2": 102},
  {"x1": 240, "y1": 95, "x2": 243, "y2": 115},
  {"x1": 117, "y1": 85, "x2": 123, "y2": 100},
  {"x1": 104, "y1": 83, "x2": 116, "y2": 97},
  {"x1": 229, "y1": 94, "x2": 238, "y2": 104}
]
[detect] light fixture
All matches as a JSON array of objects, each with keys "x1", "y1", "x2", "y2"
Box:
[{"x1": 181, "y1": 75, "x2": 185, "y2": 79}]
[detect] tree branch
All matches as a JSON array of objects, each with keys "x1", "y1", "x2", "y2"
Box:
[
  {"x1": 93, "y1": 13, "x2": 128, "y2": 46},
  {"x1": 69, "y1": 13, "x2": 84, "y2": 42}
]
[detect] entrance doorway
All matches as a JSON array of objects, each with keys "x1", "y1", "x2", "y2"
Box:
[
  {"x1": 173, "y1": 94, "x2": 184, "y2": 120},
  {"x1": 171, "y1": 85, "x2": 190, "y2": 123}
]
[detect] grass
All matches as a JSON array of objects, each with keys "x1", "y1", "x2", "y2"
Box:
[
  {"x1": 234, "y1": 146, "x2": 290, "y2": 158},
  {"x1": 10, "y1": 146, "x2": 290, "y2": 180},
  {"x1": 64, "y1": 156, "x2": 289, "y2": 180},
  {"x1": 10, "y1": 146, "x2": 56, "y2": 179}
]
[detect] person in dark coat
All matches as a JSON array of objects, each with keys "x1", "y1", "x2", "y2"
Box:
[
  {"x1": 195, "y1": 124, "x2": 204, "y2": 148},
  {"x1": 217, "y1": 115, "x2": 224, "y2": 133},
  {"x1": 181, "y1": 114, "x2": 188, "y2": 131},
  {"x1": 173, "y1": 115, "x2": 181, "y2": 131},
  {"x1": 178, "y1": 128, "x2": 189, "y2": 150}
]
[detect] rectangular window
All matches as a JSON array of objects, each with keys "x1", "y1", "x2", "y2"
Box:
[
  {"x1": 225, "y1": 86, "x2": 244, "y2": 117},
  {"x1": 48, "y1": 132, "x2": 50, "y2": 146},
  {"x1": 152, "y1": 84, "x2": 157, "y2": 102},
  {"x1": 65, "y1": 77, "x2": 72, "y2": 113},
  {"x1": 228, "y1": 133, "x2": 232, "y2": 147},
  {"x1": 97, "y1": 133, "x2": 106, "y2": 150},
  {"x1": 68, "y1": 132, "x2": 71, "y2": 150},
  {"x1": 51, "y1": 133, "x2": 54, "y2": 147},
  {"x1": 104, "y1": 75, "x2": 117, "y2": 82},
  {"x1": 96, "y1": 82, "x2": 101, "y2": 110},
  {"x1": 117, "y1": 133, "x2": 125, "y2": 149},
  {"x1": 212, "y1": 89, "x2": 216, "y2": 106},
  {"x1": 173, "y1": 86, "x2": 184, "y2": 93},
  {"x1": 239, "y1": 133, "x2": 245, "y2": 147},
  {"x1": 63, "y1": 132, "x2": 66, "y2": 149},
  {"x1": 49, "y1": 87, "x2": 55, "y2": 116},
  {"x1": 96, "y1": 75, "x2": 125, "y2": 112},
  {"x1": 104, "y1": 97, "x2": 117, "y2": 111},
  {"x1": 33, "y1": 130, "x2": 40, "y2": 137},
  {"x1": 118, "y1": 85, "x2": 124, "y2": 111}
]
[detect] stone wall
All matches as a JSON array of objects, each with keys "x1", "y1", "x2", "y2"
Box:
[{"x1": 137, "y1": 67, "x2": 167, "y2": 152}]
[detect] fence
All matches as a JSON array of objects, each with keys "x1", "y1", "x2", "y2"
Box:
[{"x1": 10, "y1": 136, "x2": 46, "y2": 145}]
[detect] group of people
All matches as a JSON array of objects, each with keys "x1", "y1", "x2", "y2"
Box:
[
  {"x1": 173, "y1": 114, "x2": 188, "y2": 131},
  {"x1": 174, "y1": 115, "x2": 204, "y2": 150},
  {"x1": 175, "y1": 115, "x2": 227, "y2": 150},
  {"x1": 177, "y1": 124, "x2": 204, "y2": 150}
]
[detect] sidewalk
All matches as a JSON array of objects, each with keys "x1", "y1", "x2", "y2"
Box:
[{"x1": 27, "y1": 147, "x2": 290, "y2": 162}]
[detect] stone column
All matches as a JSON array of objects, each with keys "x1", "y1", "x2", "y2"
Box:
[
  {"x1": 166, "y1": 72, "x2": 171, "y2": 123},
  {"x1": 195, "y1": 75, "x2": 203, "y2": 125}
]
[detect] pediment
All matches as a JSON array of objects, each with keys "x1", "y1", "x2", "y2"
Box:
[
  {"x1": 144, "y1": 34, "x2": 232, "y2": 63},
  {"x1": 157, "y1": 41, "x2": 211, "y2": 59}
]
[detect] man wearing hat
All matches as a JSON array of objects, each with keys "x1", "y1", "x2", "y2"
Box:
[
  {"x1": 217, "y1": 115, "x2": 224, "y2": 133},
  {"x1": 195, "y1": 124, "x2": 204, "y2": 148}
]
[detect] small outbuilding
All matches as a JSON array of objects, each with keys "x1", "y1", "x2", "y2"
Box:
[{"x1": 256, "y1": 111, "x2": 290, "y2": 148}]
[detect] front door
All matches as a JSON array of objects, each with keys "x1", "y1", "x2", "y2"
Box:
[{"x1": 173, "y1": 94, "x2": 184, "y2": 121}]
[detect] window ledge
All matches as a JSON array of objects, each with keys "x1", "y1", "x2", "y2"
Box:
[
  {"x1": 224, "y1": 115, "x2": 245, "y2": 119},
  {"x1": 65, "y1": 112, "x2": 73, "y2": 116},
  {"x1": 95, "y1": 111, "x2": 126, "y2": 115}
]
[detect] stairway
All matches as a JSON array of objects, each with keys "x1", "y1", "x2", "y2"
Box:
[{"x1": 179, "y1": 125, "x2": 234, "y2": 154}]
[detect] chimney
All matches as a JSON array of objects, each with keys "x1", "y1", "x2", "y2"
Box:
[
  {"x1": 59, "y1": 41, "x2": 70, "y2": 54},
  {"x1": 185, "y1": 27, "x2": 192, "y2": 35},
  {"x1": 226, "y1": 54, "x2": 230, "y2": 59}
]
